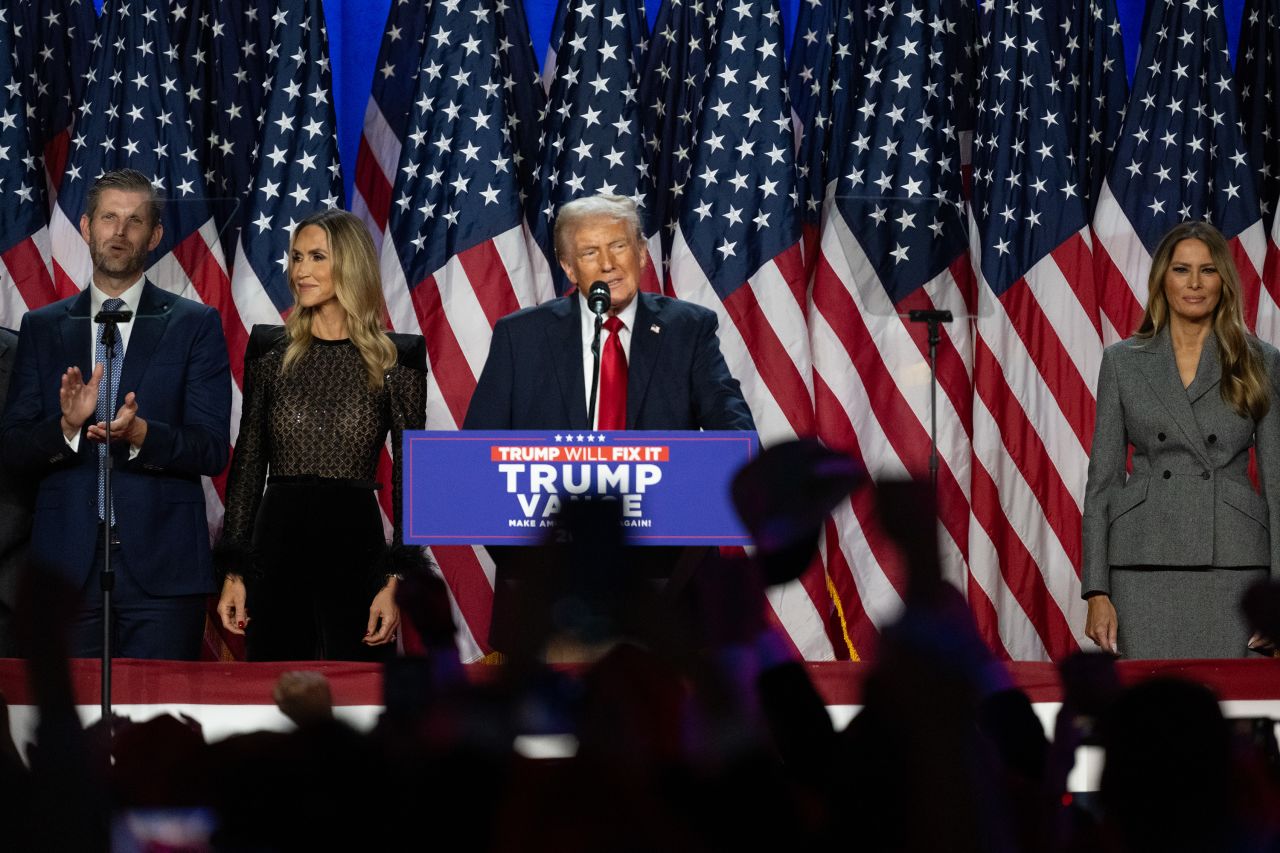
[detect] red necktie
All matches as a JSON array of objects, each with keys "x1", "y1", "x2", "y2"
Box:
[{"x1": 597, "y1": 316, "x2": 627, "y2": 430}]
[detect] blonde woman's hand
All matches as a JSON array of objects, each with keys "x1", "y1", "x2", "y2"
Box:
[
  {"x1": 217, "y1": 575, "x2": 249, "y2": 635},
  {"x1": 1085, "y1": 594, "x2": 1118, "y2": 655},
  {"x1": 365, "y1": 579, "x2": 400, "y2": 646}
]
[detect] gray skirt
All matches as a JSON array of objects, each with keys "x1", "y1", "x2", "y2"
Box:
[{"x1": 1111, "y1": 565, "x2": 1266, "y2": 659}]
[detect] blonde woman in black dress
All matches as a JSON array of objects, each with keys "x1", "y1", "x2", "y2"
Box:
[{"x1": 215, "y1": 210, "x2": 426, "y2": 661}]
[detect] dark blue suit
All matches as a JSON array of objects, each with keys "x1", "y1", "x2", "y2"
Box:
[
  {"x1": 1, "y1": 282, "x2": 231, "y2": 658},
  {"x1": 463, "y1": 292, "x2": 755, "y2": 431},
  {"x1": 463, "y1": 292, "x2": 754, "y2": 652}
]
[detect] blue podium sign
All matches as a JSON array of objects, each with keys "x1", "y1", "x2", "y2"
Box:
[{"x1": 404, "y1": 430, "x2": 759, "y2": 545}]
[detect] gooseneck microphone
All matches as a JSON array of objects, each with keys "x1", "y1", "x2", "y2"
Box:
[
  {"x1": 94, "y1": 307, "x2": 134, "y2": 325},
  {"x1": 587, "y1": 280, "x2": 611, "y2": 317},
  {"x1": 94, "y1": 302, "x2": 133, "y2": 728},
  {"x1": 587, "y1": 281, "x2": 611, "y2": 428}
]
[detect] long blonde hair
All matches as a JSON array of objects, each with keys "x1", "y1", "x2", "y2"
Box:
[
  {"x1": 282, "y1": 210, "x2": 397, "y2": 390},
  {"x1": 1135, "y1": 221, "x2": 1269, "y2": 420}
]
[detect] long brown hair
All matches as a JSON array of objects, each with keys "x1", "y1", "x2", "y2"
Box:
[
  {"x1": 282, "y1": 210, "x2": 397, "y2": 390},
  {"x1": 1135, "y1": 221, "x2": 1268, "y2": 420}
]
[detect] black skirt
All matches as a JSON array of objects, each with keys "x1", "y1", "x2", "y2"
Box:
[{"x1": 245, "y1": 479, "x2": 394, "y2": 662}]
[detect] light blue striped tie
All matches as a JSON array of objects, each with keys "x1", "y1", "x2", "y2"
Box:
[{"x1": 96, "y1": 298, "x2": 125, "y2": 523}]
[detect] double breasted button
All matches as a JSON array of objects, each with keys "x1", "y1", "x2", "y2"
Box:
[
  {"x1": 1157, "y1": 432, "x2": 1167, "y2": 441},
  {"x1": 1163, "y1": 470, "x2": 1172, "y2": 479},
  {"x1": 1201, "y1": 472, "x2": 1211, "y2": 480},
  {"x1": 1207, "y1": 434, "x2": 1217, "y2": 444}
]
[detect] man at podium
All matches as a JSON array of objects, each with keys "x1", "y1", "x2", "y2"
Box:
[
  {"x1": 463, "y1": 194, "x2": 755, "y2": 654},
  {"x1": 463, "y1": 194, "x2": 755, "y2": 433}
]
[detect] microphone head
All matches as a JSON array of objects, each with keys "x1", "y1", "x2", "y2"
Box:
[
  {"x1": 587, "y1": 281, "x2": 611, "y2": 316},
  {"x1": 94, "y1": 308, "x2": 134, "y2": 324}
]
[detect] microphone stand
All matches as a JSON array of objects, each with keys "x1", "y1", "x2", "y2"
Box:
[
  {"x1": 97, "y1": 313, "x2": 125, "y2": 730},
  {"x1": 587, "y1": 314, "x2": 604, "y2": 429},
  {"x1": 907, "y1": 309, "x2": 953, "y2": 497}
]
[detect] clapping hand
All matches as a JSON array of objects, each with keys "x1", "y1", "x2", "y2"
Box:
[
  {"x1": 58, "y1": 364, "x2": 102, "y2": 439},
  {"x1": 85, "y1": 391, "x2": 147, "y2": 446}
]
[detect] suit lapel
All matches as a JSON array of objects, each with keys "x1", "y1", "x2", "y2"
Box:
[
  {"x1": 1136, "y1": 329, "x2": 1210, "y2": 464},
  {"x1": 546, "y1": 296, "x2": 589, "y2": 428},
  {"x1": 59, "y1": 289, "x2": 93, "y2": 378},
  {"x1": 626, "y1": 293, "x2": 663, "y2": 428},
  {"x1": 1185, "y1": 331, "x2": 1221, "y2": 404},
  {"x1": 117, "y1": 282, "x2": 172, "y2": 396}
]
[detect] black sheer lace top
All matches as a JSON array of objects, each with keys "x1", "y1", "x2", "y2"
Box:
[{"x1": 220, "y1": 326, "x2": 427, "y2": 558}]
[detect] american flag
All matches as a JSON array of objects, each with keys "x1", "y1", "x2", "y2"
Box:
[
  {"x1": 1053, "y1": 0, "x2": 1128, "y2": 219},
  {"x1": 352, "y1": 0, "x2": 431, "y2": 253},
  {"x1": 379, "y1": 0, "x2": 553, "y2": 659},
  {"x1": 787, "y1": 0, "x2": 860, "y2": 270},
  {"x1": 1091, "y1": 0, "x2": 1270, "y2": 343},
  {"x1": 12, "y1": 0, "x2": 95, "y2": 213},
  {"x1": 530, "y1": 0, "x2": 660, "y2": 295},
  {"x1": 1236, "y1": 0, "x2": 1278, "y2": 233},
  {"x1": 493, "y1": 0, "x2": 546, "y2": 225},
  {"x1": 169, "y1": 0, "x2": 275, "y2": 258},
  {"x1": 225, "y1": 0, "x2": 344, "y2": 391},
  {"x1": 355, "y1": 0, "x2": 543, "y2": 257},
  {"x1": 638, "y1": 0, "x2": 723, "y2": 276},
  {"x1": 968, "y1": 0, "x2": 1102, "y2": 661},
  {"x1": 807, "y1": 0, "x2": 977, "y2": 659},
  {"x1": 1236, "y1": 0, "x2": 1280, "y2": 313},
  {"x1": 0, "y1": 3, "x2": 58, "y2": 327},
  {"x1": 664, "y1": 0, "x2": 828, "y2": 657}
]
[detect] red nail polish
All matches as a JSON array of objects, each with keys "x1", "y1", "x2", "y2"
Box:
[{"x1": 237, "y1": 621, "x2": 245, "y2": 629}]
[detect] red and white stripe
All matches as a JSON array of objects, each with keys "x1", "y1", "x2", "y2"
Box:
[
  {"x1": 968, "y1": 221, "x2": 1101, "y2": 661},
  {"x1": 0, "y1": 227, "x2": 57, "y2": 328},
  {"x1": 668, "y1": 223, "x2": 837, "y2": 658},
  {"x1": 808, "y1": 201, "x2": 976, "y2": 660},
  {"x1": 1252, "y1": 215, "x2": 1280, "y2": 346},
  {"x1": 352, "y1": 98, "x2": 402, "y2": 258},
  {"x1": 1266, "y1": 211, "x2": 1280, "y2": 347},
  {"x1": 380, "y1": 223, "x2": 554, "y2": 660}
]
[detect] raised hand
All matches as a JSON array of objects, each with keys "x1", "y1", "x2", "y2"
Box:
[{"x1": 59, "y1": 364, "x2": 103, "y2": 439}]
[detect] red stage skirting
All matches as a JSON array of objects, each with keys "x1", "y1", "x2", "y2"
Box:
[
  {"x1": 0, "y1": 656, "x2": 1277, "y2": 708},
  {"x1": 1, "y1": 658, "x2": 1276, "y2": 791}
]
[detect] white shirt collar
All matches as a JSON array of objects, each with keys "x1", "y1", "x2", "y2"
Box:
[
  {"x1": 90, "y1": 276, "x2": 145, "y2": 321},
  {"x1": 577, "y1": 290, "x2": 639, "y2": 331}
]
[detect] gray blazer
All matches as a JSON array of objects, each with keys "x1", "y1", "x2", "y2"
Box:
[{"x1": 1081, "y1": 328, "x2": 1280, "y2": 596}]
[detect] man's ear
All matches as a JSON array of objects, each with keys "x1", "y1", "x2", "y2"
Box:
[
  {"x1": 146, "y1": 222, "x2": 165, "y2": 252},
  {"x1": 80, "y1": 214, "x2": 91, "y2": 244},
  {"x1": 559, "y1": 258, "x2": 578, "y2": 286}
]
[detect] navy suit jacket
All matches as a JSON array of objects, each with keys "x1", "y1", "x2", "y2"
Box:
[
  {"x1": 0, "y1": 282, "x2": 231, "y2": 596},
  {"x1": 463, "y1": 292, "x2": 755, "y2": 431}
]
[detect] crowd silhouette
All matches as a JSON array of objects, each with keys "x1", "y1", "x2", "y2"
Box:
[{"x1": 1, "y1": 441, "x2": 1279, "y2": 852}]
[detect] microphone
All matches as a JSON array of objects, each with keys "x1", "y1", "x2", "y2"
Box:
[
  {"x1": 94, "y1": 308, "x2": 134, "y2": 324},
  {"x1": 95, "y1": 307, "x2": 133, "y2": 348},
  {"x1": 587, "y1": 281, "x2": 610, "y2": 317}
]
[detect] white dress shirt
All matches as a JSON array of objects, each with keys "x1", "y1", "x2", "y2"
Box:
[{"x1": 577, "y1": 291, "x2": 638, "y2": 429}]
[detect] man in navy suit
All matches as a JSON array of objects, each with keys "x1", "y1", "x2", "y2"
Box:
[
  {"x1": 464, "y1": 195, "x2": 753, "y2": 652},
  {"x1": 464, "y1": 194, "x2": 755, "y2": 431},
  {"x1": 0, "y1": 169, "x2": 231, "y2": 660}
]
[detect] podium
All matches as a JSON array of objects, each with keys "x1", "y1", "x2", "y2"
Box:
[
  {"x1": 404, "y1": 430, "x2": 760, "y2": 652},
  {"x1": 403, "y1": 430, "x2": 759, "y2": 546}
]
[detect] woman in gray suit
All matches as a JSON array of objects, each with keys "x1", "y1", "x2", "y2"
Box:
[{"x1": 1082, "y1": 222, "x2": 1280, "y2": 658}]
